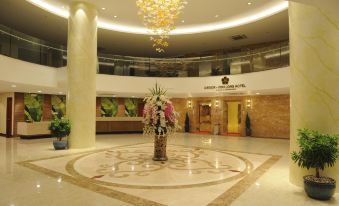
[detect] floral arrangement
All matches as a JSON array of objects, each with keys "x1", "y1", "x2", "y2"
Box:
[{"x1": 143, "y1": 83, "x2": 179, "y2": 137}]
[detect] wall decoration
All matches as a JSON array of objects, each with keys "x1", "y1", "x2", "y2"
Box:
[
  {"x1": 125, "y1": 98, "x2": 138, "y2": 117},
  {"x1": 101, "y1": 97, "x2": 118, "y2": 117},
  {"x1": 51, "y1": 95, "x2": 66, "y2": 119},
  {"x1": 24, "y1": 93, "x2": 43, "y2": 122}
]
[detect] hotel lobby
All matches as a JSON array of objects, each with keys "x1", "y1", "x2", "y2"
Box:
[{"x1": 0, "y1": 0, "x2": 338, "y2": 206}]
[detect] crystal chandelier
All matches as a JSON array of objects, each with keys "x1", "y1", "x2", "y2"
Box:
[{"x1": 136, "y1": 0, "x2": 187, "y2": 53}]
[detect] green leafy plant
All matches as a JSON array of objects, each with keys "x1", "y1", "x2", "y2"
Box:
[
  {"x1": 125, "y1": 98, "x2": 138, "y2": 117},
  {"x1": 245, "y1": 112, "x2": 251, "y2": 136},
  {"x1": 24, "y1": 94, "x2": 43, "y2": 122},
  {"x1": 185, "y1": 112, "x2": 190, "y2": 132},
  {"x1": 51, "y1": 95, "x2": 66, "y2": 119},
  {"x1": 48, "y1": 118, "x2": 71, "y2": 141},
  {"x1": 291, "y1": 128, "x2": 339, "y2": 178},
  {"x1": 101, "y1": 97, "x2": 118, "y2": 117}
]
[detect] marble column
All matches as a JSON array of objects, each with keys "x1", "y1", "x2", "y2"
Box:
[
  {"x1": 289, "y1": 1, "x2": 339, "y2": 190},
  {"x1": 67, "y1": 2, "x2": 97, "y2": 149}
]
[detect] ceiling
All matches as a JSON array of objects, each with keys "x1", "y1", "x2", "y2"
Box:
[{"x1": 0, "y1": 0, "x2": 289, "y2": 57}]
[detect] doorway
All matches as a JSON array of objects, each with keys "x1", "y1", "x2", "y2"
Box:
[
  {"x1": 199, "y1": 103, "x2": 212, "y2": 133},
  {"x1": 223, "y1": 101, "x2": 241, "y2": 136},
  {"x1": 6, "y1": 97, "x2": 13, "y2": 137}
]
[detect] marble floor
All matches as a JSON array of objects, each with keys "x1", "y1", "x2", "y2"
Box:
[{"x1": 0, "y1": 133, "x2": 338, "y2": 206}]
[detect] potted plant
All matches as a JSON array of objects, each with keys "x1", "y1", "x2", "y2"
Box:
[
  {"x1": 291, "y1": 128, "x2": 338, "y2": 200},
  {"x1": 245, "y1": 112, "x2": 251, "y2": 136},
  {"x1": 49, "y1": 118, "x2": 71, "y2": 150},
  {"x1": 143, "y1": 83, "x2": 179, "y2": 161},
  {"x1": 184, "y1": 112, "x2": 190, "y2": 133}
]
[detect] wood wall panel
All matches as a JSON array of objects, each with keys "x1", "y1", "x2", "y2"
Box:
[
  {"x1": 43, "y1": 94, "x2": 52, "y2": 121},
  {"x1": 14, "y1": 92, "x2": 24, "y2": 136},
  {"x1": 96, "y1": 121, "x2": 143, "y2": 133},
  {"x1": 96, "y1": 97, "x2": 101, "y2": 117}
]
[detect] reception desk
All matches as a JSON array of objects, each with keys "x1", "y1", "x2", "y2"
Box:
[
  {"x1": 17, "y1": 121, "x2": 51, "y2": 138},
  {"x1": 96, "y1": 117, "x2": 144, "y2": 133},
  {"x1": 16, "y1": 117, "x2": 144, "y2": 138}
]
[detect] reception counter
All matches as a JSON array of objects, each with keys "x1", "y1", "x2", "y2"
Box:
[
  {"x1": 17, "y1": 121, "x2": 51, "y2": 138},
  {"x1": 96, "y1": 117, "x2": 144, "y2": 133},
  {"x1": 16, "y1": 117, "x2": 144, "y2": 138}
]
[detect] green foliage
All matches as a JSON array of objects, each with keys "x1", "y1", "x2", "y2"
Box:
[
  {"x1": 24, "y1": 94, "x2": 43, "y2": 122},
  {"x1": 49, "y1": 118, "x2": 71, "y2": 141},
  {"x1": 150, "y1": 82, "x2": 167, "y2": 96},
  {"x1": 125, "y1": 98, "x2": 138, "y2": 117},
  {"x1": 245, "y1": 113, "x2": 251, "y2": 129},
  {"x1": 101, "y1": 97, "x2": 118, "y2": 117},
  {"x1": 185, "y1": 112, "x2": 190, "y2": 132},
  {"x1": 291, "y1": 128, "x2": 339, "y2": 177},
  {"x1": 51, "y1": 95, "x2": 66, "y2": 119}
]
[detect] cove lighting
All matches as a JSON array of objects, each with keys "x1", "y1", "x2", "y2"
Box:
[{"x1": 26, "y1": 0, "x2": 288, "y2": 35}]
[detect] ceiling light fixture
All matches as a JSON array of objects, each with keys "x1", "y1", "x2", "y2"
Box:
[
  {"x1": 26, "y1": 0, "x2": 288, "y2": 35},
  {"x1": 136, "y1": 0, "x2": 188, "y2": 52},
  {"x1": 215, "y1": 14, "x2": 219, "y2": 18},
  {"x1": 11, "y1": 85, "x2": 17, "y2": 88},
  {"x1": 101, "y1": 7, "x2": 106, "y2": 10},
  {"x1": 113, "y1": 15, "x2": 117, "y2": 18},
  {"x1": 248, "y1": 2, "x2": 252, "y2": 5},
  {"x1": 37, "y1": 90, "x2": 42, "y2": 93}
]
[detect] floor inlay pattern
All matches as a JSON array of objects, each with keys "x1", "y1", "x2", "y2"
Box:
[{"x1": 18, "y1": 143, "x2": 281, "y2": 206}]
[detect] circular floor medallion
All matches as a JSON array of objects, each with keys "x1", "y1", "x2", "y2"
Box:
[{"x1": 66, "y1": 144, "x2": 253, "y2": 189}]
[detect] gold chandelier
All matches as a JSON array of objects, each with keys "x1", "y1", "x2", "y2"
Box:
[{"x1": 136, "y1": 0, "x2": 187, "y2": 53}]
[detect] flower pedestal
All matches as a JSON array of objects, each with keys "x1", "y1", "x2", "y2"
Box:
[{"x1": 153, "y1": 135, "x2": 168, "y2": 161}]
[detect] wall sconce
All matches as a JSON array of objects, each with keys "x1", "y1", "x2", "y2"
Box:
[
  {"x1": 246, "y1": 99, "x2": 252, "y2": 109},
  {"x1": 187, "y1": 100, "x2": 192, "y2": 109},
  {"x1": 215, "y1": 100, "x2": 219, "y2": 107}
]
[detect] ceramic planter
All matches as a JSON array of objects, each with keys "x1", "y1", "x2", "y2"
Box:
[
  {"x1": 304, "y1": 175, "x2": 336, "y2": 200},
  {"x1": 53, "y1": 140, "x2": 67, "y2": 150}
]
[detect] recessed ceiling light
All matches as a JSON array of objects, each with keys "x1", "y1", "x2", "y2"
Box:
[
  {"x1": 26, "y1": 0, "x2": 288, "y2": 35},
  {"x1": 132, "y1": 96, "x2": 135, "y2": 98},
  {"x1": 101, "y1": 7, "x2": 106, "y2": 10},
  {"x1": 256, "y1": 92, "x2": 260, "y2": 95},
  {"x1": 37, "y1": 90, "x2": 42, "y2": 93},
  {"x1": 58, "y1": 92, "x2": 63, "y2": 94},
  {"x1": 215, "y1": 14, "x2": 219, "y2": 18},
  {"x1": 11, "y1": 85, "x2": 17, "y2": 88},
  {"x1": 181, "y1": 20, "x2": 185, "y2": 23},
  {"x1": 248, "y1": 2, "x2": 252, "y2": 5},
  {"x1": 113, "y1": 15, "x2": 118, "y2": 18}
]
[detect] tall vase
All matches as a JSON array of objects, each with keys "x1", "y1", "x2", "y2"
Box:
[{"x1": 153, "y1": 135, "x2": 168, "y2": 161}]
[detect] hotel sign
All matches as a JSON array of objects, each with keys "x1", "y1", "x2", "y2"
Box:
[{"x1": 204, "y1": 76, "x2": 246, "y2": 91}]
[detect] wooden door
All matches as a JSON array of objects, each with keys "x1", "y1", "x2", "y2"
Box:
[{"x1": 6, "y1": 97, "x2": 13, "y2": 137}]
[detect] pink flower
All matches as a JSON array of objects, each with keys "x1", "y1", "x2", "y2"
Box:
[{"x1": 164, "y1": 103, "x2": 173, "y2": 120}]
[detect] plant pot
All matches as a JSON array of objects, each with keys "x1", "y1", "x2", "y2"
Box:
[
  {"x1": 153, "y1": 135, "x2": 168, "y2": 161},
  {"x1": 246, "y1": 128, "x2": 252, "y2": 136},
  {"x1": 53, "y1": 140, "x2": 68, "y2": 150},
  {"x1": 303, "y1": 175, "x2": 336, "y2": 200}
]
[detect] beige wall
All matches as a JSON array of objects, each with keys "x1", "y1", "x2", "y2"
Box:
[
  {"x1": 289, "y1": 1, "x2": 339, "y2": 189},
  {"x1": 172, "y1": 94, "x2": 290, "y2": 139},
  {"x1": 0, "y1": 93, "x2": 14, "y2": 135}
]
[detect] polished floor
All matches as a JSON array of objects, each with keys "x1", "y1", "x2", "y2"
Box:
[{"x1": 0, "y1": 133, "x2": 337, "y2": 206}]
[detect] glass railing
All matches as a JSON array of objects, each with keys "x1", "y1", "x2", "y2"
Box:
[{"x1": 0, "y1": 24, "x2": 289, "y2": 77}]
